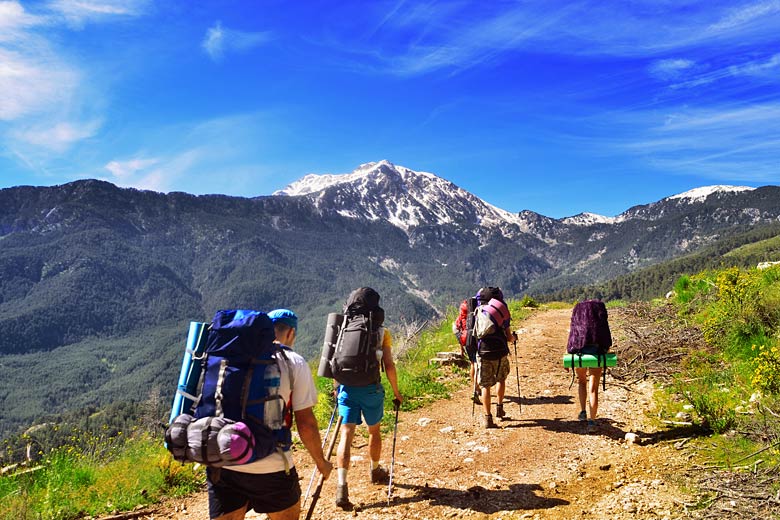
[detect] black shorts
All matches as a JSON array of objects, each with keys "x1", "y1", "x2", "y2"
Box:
[{"x1": 207, "y1": 467, "x2": 300, "y2": 517}]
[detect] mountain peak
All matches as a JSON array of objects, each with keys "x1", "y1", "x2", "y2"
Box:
[
  {"x1": 666, "y1": 185, "x2": 755, "y2": 203},
  {"x1": 273, "y1": 160, "x2": 412, "y2": 197},
  {"x1": 273, "y1": 161, "x2": 520, "y2": 234},
  {"x1": 561, "y1": 212, "x2": 617, "y2": 226}
]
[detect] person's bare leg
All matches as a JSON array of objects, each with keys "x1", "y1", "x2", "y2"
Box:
[
  {"x1": 497, "y1": 380, "x2": 505, "y2": 406},
  {"x1": 482, "y1": 385, "x2": 491, "y2": 415},
  {"x1": 367, "y1": 422, "x2": 382, "y2": 463},
  {"x1": 576, "y1": 368, "x2": 588, "y2": 415},
  {"x1": 336, "y1": 423, "x2": 356, "y2": 471},
  {"x1": 267, "y1": 501, "x2": 300, "y2": 520},
  {"x1": 588, "y1": 368, "x2": 603, "y2": 420},
  {"x1": 214, "y1": 503, "x2": 248, "y2": 520}
]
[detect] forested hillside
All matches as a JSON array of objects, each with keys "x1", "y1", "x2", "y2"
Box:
[
  {"x1": 2, "y1": 175, "x2": 780, "y2": 440},
  {"x1": 538, "y1": 223, "x2": 780, "y2": 302}
]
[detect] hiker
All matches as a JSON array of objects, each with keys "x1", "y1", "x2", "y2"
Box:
[
  {"x1": 565, "y1": 299, "x2": 612, "y2": 427},
  {"x1": 474, "y1": 287, "x2": 513, "y2": 429},
  {"x1": 332, "y1": 288, "x2": 403, "y2": 509},
  {"x1": 453, "y1": 299, "x2": 480, "y2": 404},
  {"x1": 206, "y1": 308, "x2": 333, "y2": 520}
]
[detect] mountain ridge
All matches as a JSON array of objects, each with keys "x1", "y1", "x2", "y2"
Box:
[{"x1": 1, "y1": 162, "x2": 780, "y2": 437}]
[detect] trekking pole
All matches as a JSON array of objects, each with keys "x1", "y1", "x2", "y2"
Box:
[
  {"x1": 513, "y1": 333, "x2": 521, "y2": 413},
  {"x1": 387, "y1": 399, "x2": 401, "y2": 505},
  {"x1": 304, "y1": 414, "x2": 342, "y2": 520},
  {"x1": 471, "y1": 373, "x2": 479, "y2": 417},
  {"x1": 302, "y1": 403, "x2": 337, "y2": 509}
]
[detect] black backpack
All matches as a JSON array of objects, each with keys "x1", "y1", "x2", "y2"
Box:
[
  {"x1": 330, "y1": 287, "x2": 385, "y2": 387},
  {"x1": 476, "y1": 286, "x2": 504, "y2": 305}
]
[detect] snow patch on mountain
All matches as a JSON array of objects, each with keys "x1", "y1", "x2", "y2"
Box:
[
  {"x1": 561, "y1": 212, "x2": 618, "y2": 226},
  {"x1": 666, "y1": 185, "x2": 754, "y2": 203}
]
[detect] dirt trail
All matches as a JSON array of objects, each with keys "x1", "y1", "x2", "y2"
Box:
[{"x1": 143, "y1": 308, "x2": 695, "y2": 520}]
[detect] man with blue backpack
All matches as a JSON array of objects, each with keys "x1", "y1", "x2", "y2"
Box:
[{"x1": 170, "y1": 308, "x2": 333, "y2": 520}]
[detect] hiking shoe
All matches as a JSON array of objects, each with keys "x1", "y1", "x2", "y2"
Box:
[
  {"x1": 496, "y1": 404, "x2": 505, "y2": 419},
  {"x1": 472, "y1": 391, "x2": 482, "y2": 405},
  {"x1": 335, "y1": 484, "x2": 351, "y2": 509},
  {"x1": 484, "y1": 414, "x2": 498, "y2": 429},
  {"x1": 577, "y1": 410, "x2": 587, "y2": 422},
  {"x1": 370, "y1": 466, "x2": 389, "y2": 484}
]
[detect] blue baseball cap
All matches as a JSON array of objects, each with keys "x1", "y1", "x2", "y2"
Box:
[{"x1": 268, "y1": 308, "x2": 298, "y2": 331}]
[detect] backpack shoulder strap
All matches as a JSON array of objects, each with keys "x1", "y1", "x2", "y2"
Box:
[{"x1": 276, "y1": 345, "x2": 295, "y2": 396}]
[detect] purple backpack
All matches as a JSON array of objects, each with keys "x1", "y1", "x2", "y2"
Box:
[{"x1": 566, "y1": 300, "x2": 612, "y2": 354}]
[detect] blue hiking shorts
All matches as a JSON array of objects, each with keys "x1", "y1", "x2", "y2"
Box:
[{"x1": 337, "y1": 383, "x2": 385, "y2": 426}]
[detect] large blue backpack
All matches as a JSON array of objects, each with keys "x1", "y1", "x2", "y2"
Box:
[{"x1": 165, "y1": 309, "x2": 293, "y2": 467}]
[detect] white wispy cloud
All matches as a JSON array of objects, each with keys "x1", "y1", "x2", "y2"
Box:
[
  {"x1": 0, "y1": 1, "x2": 76, "y2": 121},
  {"x1": 14, "y1": 119, "x2": 101, "y2": 151},
  {"x1": 729, "y1": 52, "x2": 780, "y2": 77},
  {"x1": 0, "y1": 0, "x2": 39, "y2": 37},
  {"x1": 103, "y1": 151, "x2": 198, "y2": 192},
  {"x1": 202, "y1": 21, "x2": 272, "y2": 62},
  {"x1": 47, "y1": 0, "x2": 150, "y2": 27},
  {"x1": 648, "y1": 59, "x2": 696, "y2": 80},
  {"x1": 0, "y1": 46, "x2": 80, "y2": 120},
  {"x1": 100, "y1": 112, "x2": 280, "y2": 194},
  {"x1": 0, "y1": 0, "x2": 146, "y2": 161},
  {"x1": 623, "y1": 103, "x2": 780, "y2": 182},
  {"x1": 705, "y1": 0, "x2": 780, "y2": 34},
  {"x1": 664, "y1": 53, "x2": 780, "y2": 90},
  {"x1": 104, "y1": 157, "x2": 159, "y2": 180},
  {"x1": 340, "y1": 1, "x2": 780, "y2": 76}
]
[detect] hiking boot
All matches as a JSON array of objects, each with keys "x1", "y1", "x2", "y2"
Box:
[
  {"x1": 484, "y1": 414, "x2": 497, "y2": 429},
  {"x1": 335, "y1": 484, "x2": 351, "y2": 509},
  {"x1": 472, "y1": 391, "x2": 482, "y2": 405},
  {"x1": 371, "y1": 465, "x2": 389, "y2": 484},
  {"x1": 577, "y1": 410, "x2": 587, "y2": 422},
  {"x1": 496, "y1": 403, "x2": 505, "y2": 419}
]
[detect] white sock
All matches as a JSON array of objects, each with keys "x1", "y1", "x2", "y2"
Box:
[
  {"x1": 371, "y1": 459, "x2": 380, "y2": 470},
  {"x1": 337, "y1": 468, "x2": 348, "y2": 486}
]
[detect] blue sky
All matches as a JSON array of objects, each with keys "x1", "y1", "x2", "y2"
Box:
[{"x1": 1, "y1": 0, "x2": 779, "y2": 218}]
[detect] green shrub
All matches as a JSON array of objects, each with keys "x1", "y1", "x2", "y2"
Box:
[
  {"x1": 667, "y1": 265, "x2": 780, "y2": 435},
  {"x1": 0, "y1": 434, "x2": 203, "y2": 520},
  {"x1": 518, "y1": 295, "x2": 539, "y2": 308},
  {"x1": 752, "y1": 344, "x2": 780, "y2": 395}
]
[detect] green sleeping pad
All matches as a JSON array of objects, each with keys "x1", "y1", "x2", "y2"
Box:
[{"x1": 562, "y1": 352, "x2": 617, "y2": 368}]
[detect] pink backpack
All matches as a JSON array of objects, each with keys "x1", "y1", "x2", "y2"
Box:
[{"x1": 474, "y1": 298, "x2": 510, "y2": 338}]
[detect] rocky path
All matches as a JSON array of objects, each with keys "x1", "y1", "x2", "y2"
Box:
[{"x1": 142, "y1": 308, "x2": 696, "y2": 520}]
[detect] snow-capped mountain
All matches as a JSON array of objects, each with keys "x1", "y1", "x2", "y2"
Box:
[
  {"x1": 561, "y1": 212, "x2": 619, "y2": 226},
  {"x1": 275, "y1": 161, "x2": 780, "y2": 288},
  {"x1": 3, "y1": 171, "x2": 779, "y2": 440},
  {"x1": 277, "y1": 162, "x2": 764, "y2": 238},
  {"x1": 666, "y1": 185, "x2": 755, "y2": 203},
  {"x1": 276, "y1": 160, "x2": 522, "y2": 235}
]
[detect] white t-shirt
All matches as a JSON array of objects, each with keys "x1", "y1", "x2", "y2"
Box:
[{"x1": 225, "y1": 347, "x2": 318, "y2": 474}]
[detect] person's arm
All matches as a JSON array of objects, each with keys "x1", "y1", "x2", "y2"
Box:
[
  {"x1": 294, "y1": 407, "x2": 333, "y2": 480},
  {"x1": 504, "y1": 323, "x2": 514, "y2": 343},
  {"x1": 382, "y1": 342, "x2": 402, "y2": 403}
]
